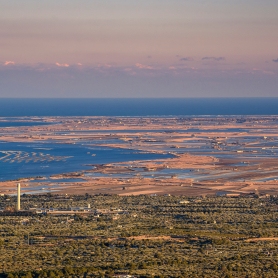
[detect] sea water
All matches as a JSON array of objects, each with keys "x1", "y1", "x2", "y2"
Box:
[{"x1": 0, "y1": 98, "x2": 278, "y2": 116}]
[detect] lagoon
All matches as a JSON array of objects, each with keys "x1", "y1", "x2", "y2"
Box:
[{"x1": 0, "y1": 141, "x2": 172, "y2": 181}]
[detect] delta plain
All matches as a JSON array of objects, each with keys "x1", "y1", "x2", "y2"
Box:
[
  {"x1": 1, "y1": 117, "x2": 278, "y2": 277},
  {"x1": 1, "y1": 116, "x2": 278, "y2": 197}
]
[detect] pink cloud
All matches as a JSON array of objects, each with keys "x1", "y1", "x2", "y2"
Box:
[
  {"x1": 96, "y1": 64, "x2": 114, "y2": 69},
  {"x1": 123, "y1": 67, "x2": 137, "y2": 75},
  {"x1": 263, "y1": 70, "x2": 275, "y2": 75},
  {"x1": 55, "y1": 62, "x2": 70, "y2": 67},
  {"x1": 135, "y1": 63, "x2": 154, "y2": 70},
  {"x1": 4, "y1": 61, "x2": 15, "y2": 66}
]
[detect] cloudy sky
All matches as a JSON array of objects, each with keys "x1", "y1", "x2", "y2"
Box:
[{"x1": 0, "y1": 0, "x2": 277, "y2": 97}]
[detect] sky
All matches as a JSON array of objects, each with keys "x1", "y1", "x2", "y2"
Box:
[{"x1": 0, "y1": 0, "x2": 277, "y2": 98}]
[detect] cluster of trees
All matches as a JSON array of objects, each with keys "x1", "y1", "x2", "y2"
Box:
[{"x1": 1, "y1": 194, "x2": 278, "y2": 277}]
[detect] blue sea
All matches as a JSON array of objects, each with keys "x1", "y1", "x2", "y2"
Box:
[{"x1": 0, "y1": 98, "x2": 278, "y2": 116}]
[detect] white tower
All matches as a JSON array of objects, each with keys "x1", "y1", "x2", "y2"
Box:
[{"x1": 17, "y1": 183, "x2": 21, "y2": 211}]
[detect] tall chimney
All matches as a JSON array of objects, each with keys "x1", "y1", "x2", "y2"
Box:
[{"x1": 17, "y1": 183, "x2": 21, "y2": 211}]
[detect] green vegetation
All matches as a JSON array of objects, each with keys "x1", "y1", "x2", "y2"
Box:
[{"x1": 1, "y1": 194, "x2": 278, "y2": 277}]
